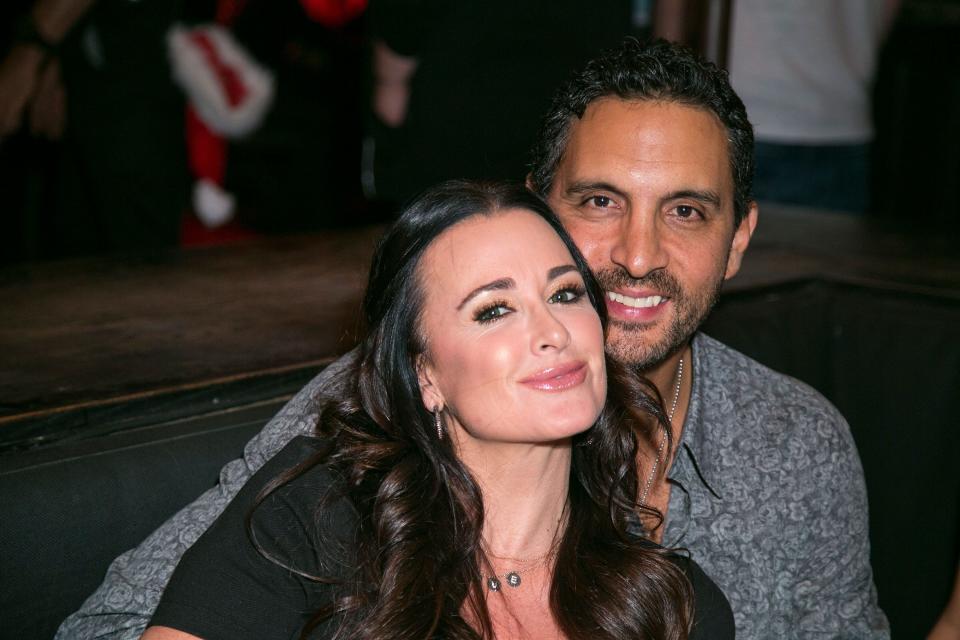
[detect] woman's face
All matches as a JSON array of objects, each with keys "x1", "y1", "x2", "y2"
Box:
[{"x1": 416, "y1": 208, "x2": 606, "y2": 446}]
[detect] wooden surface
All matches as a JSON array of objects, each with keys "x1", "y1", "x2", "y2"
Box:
[
  {"x1": 1, "y1": 205, "x2": 958, "y2": 434},
  {"x1": 726, "y1": 203, "x2": 960, "y2": 298},
  {"x1": 0, "y1": 227, "x2": 383, "y2": 425}
]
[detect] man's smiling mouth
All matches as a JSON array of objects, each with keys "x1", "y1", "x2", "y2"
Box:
[{"x1": 606, "y1": 292, "x2": 667, "y2": 309}]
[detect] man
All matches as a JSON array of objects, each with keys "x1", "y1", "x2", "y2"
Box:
[
  {"x1": 58, "y1": 39, "x2": 888, "y2": 639},
  {"x1": 525, "y1": 40, "x2": 886, "y2": 638}
]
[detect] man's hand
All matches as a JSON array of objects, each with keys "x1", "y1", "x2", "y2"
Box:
[
  {"x1": 29, "y1": 56, "x2": 65, "y2": 140},
  {"x1": 0, "y1": 44, "x2": 46, "y2": 139},
  {"x1": 372, "y1": 40, "x2": 417, "y2": 128},
  {"x1": 929, "y1": 565, "x2": 960, "y2": 640}
]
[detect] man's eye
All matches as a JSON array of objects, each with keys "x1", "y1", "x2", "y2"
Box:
[
  {"x1": 675, "y1": 205, "x2": 700, "y2": 218},
  {"x1": 474, "y1": 303, "x2": 511, "y2": 323},
  {"x1": 588, "y1": 195, "x2": 613, "y2": 208}
]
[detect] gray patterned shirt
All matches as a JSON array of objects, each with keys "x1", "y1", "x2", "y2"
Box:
[
  {"x1": 56, "y1": 333, "x2": 888, "y2": 639},
  {"x1": 663, "y1": 334, "x2": 888, "y2": 638}
]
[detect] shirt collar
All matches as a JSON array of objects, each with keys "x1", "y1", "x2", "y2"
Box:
[{"x1": 670, "y1": 332, "x2": 724, "y2": 500}]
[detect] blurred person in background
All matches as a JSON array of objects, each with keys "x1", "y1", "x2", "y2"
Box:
[
  {"x1": 0, "y1": 0, "x2": 372, "y2": 260},
  {"x1": 656, "y1": 0, "x2": 901, "y2": 214},
  {"x1": 367, "y1": 0, "x2": 636, "y2": 206},
  {"x1": 727, "y1": 0, "x2": 901, "y2": 214},
  {"x1": 0, "y1": 0, "x2": 189, "y2": 258}
]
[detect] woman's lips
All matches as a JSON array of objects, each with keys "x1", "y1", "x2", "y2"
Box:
[{"x1": 519, "y1": 362, "x2": 588, "y2": 391}]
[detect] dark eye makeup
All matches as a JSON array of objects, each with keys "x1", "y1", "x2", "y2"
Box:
[
  {"x1": 473, "y1": 300, "x2": 512, "y2": 324},
  {"x1": 548, "y1": 282, "x2": 587, "y2": 304},
  {"x1": 472, "y1": 281, "x2": 587, "y2": 324}
]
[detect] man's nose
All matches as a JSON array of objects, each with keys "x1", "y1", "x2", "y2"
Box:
[{"x1": 610, "y1": 213, "x2": 669, "y2": 279}]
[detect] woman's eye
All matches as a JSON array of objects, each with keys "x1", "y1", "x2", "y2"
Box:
[
  {"x1": 549, "y1": 285, "x2": 585, "y2": 304},
  {"x1": 474, "y1": 303, "x2": 511, "y2": 323}
]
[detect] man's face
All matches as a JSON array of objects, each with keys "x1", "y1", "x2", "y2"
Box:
[{"x1": 546, "y1": 98, "x2": 756, "y2": 368}]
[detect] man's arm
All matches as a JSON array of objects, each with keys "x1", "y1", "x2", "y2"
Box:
[
  {"x1": 54, "y1": 352, "x2": 356, "y2": 640},
  {"x1": 372, "y1": 40, "x2": 417, "y2": 128},
  {"x1": 793, "y1": 405, "x2": 890, "y2": 638},
  {"x1": 927, "y1": 563, "x2": 960, "y2": 640},
  {"x1": 0, "y1": 0, "x2": 94, "y2": 138}
]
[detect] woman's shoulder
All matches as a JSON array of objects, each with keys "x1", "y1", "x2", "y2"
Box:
[
  {"x1": 238, "y1": 435, "x2": 345, "y2": 511},
  {"x1": 632, "y1": 538, "x2": 736, "y2": 639},
  {"x1": 152, "y1": 437, "x2": 355, "y2": 639},
  {"x1": 672, "y1": 551, "x2": 736, "y2": 639},
  {"x1": 245, "y1": 435, "x2": 358, "y2": 560}
]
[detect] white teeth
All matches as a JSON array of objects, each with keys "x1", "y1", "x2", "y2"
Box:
[{"x1": 606, "y1": 291, "x2": 665, "y2": 308}]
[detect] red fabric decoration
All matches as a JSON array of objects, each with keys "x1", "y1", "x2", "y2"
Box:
[
  {"x1": 186, "y1": 106, "x2": 226, "y2": 184},
  {"x1": 215, "y1": 0, "x2": 249, "y2": 26},
  {"x1": 187, "y1": 31, "x2": 249, "y2": 108},
  {"x1": 298, "y1": 0, "x2": 367, "y2": 28}
]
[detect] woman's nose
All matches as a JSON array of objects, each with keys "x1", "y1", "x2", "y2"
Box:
[{"x1": 532, "y1": 305, "x2": 571, "y2": 353}]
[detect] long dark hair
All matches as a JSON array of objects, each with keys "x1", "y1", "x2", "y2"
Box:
[{"x1": 252, "y1": 180, "x2": 692, "y2": 639}]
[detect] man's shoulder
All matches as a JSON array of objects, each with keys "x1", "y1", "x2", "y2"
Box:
[
  {"x1": 244, "y1": 350, "x2": 359, "y2": 460},
  {"x1": 694, "y1": 332, "x2": 843, "y2": 426},
  {"x1": 691, "y1": 332, "x2": 858, "y2": 464},
  {"x1": 685, "y1": 334, "x2": 885, "y2": 640}
]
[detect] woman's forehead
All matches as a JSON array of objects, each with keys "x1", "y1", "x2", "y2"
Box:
[{"x1": 418, "y1": 209, "x2": 573, "y2": 288}]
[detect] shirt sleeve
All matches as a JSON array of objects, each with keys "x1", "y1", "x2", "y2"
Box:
[
  {"x1": 53, "y1": 352, "x2": 358, "y2": 640},
  {"x1": 792, "y1": 405, "x2": 890, "y2": 638},
  {"x1": 149, "y1": 436, "x2": 351, "y2": 640}
]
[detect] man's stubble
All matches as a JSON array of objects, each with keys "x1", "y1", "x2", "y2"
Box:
[{"x1": 597, "y1": 266, "x2": 726, "y2": 371}]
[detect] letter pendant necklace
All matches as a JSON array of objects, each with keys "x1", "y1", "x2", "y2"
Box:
[
  {"x1": 485, "y1": 512, "x2": 564, "y2": 591},
  {"x1": 486, "y1": 547, "x2": 556, "y2": 592},
  {"x1": 639, "y1": 356, "x2": 684, "y2": 507}
]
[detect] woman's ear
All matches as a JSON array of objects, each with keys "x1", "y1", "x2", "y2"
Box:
[{"x1": 416, "y1": 354, "x2": 444, "y2": 411}]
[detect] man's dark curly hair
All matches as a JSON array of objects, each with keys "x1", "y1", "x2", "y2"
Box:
[{"x1": 529, "y1": 38, "x2": 754, "y2": 225}]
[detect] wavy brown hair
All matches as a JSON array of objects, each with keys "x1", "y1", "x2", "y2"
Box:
[{"x1": 251, "y1": 180, "x2": 693, "y2": 639}]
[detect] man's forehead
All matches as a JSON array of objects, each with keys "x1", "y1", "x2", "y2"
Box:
[{"x1": 557, "y1": 97, "x2": 733, "y2": 193}]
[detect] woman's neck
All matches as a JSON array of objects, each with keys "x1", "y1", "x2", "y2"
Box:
[{"x1": 459, "y1": 439, "x2": 571, "y2": 559}]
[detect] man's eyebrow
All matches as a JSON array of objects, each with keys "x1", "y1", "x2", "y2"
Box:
[
  {"x1": 548, "y1": 265, "x2": 579, "y2": 280},
  {"x1": 457, "y1": 278, "x2": 514, "y2": 310},
  {"x1": 563, "y1": 181, "x2": 629, "y2": 200},
  {"x1": 663, "y1": 189, "x2": 723, "y2": 208}
]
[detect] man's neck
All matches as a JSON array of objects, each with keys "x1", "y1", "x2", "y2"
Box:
[
  {"x1": 643, "y1": 341, "x2": 692, "y2": 413},
  {"x1": 635, "y1": 340, "x2": 694, "y2": 541},
  {"x1": 640, "y1": 340, "x2": 694, "y2": 465}
]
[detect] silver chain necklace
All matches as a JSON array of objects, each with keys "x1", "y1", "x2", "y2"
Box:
[
  {"x1": 485, "y1": 547, "x2": 556, "y2": 591},
  {"x1": 639, "y1": 356, "x2": 684, "y2": 506},
  {"x1": 485, "y1": 511, "x2": 564, "y2": 591}
]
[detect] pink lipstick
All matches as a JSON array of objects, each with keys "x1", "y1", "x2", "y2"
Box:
[{"x1": 519, "y1": 362, "x2": 588, "y2": 391}]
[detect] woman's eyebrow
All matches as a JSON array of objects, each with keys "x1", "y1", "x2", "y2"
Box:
[
  {"x1": 547, "y1": 264, "x2": 579, "y2": 280},
  {"x1": 457, "y1": 278, "x2": 514, "y2": 310},
  {"x1": 456, "y1": 265, "x2": 578, "y2": 310}
]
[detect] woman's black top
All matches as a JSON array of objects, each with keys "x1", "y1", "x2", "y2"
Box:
[{"x1": 151, "y1": 437, "x2": 735, "y2": 639}]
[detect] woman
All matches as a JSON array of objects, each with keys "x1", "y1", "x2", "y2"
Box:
[{"x1": 143, "y1": 181, "x2": 734, "y2": 639}]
